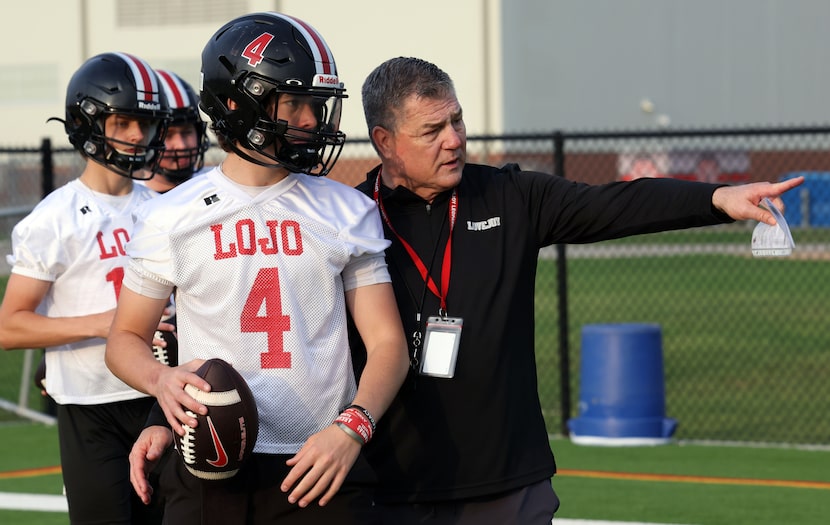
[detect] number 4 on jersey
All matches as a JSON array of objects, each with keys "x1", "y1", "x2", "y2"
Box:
[{"x1": 241, "y1": 267, "x2": 291, "y2": 368}]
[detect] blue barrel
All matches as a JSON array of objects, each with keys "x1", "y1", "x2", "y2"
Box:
[
  {"x1": 567, "y1": 323, "x2": 677, "y2": 445},
  {"x1": 780, "y1": 171, "x2": 830, "y2": 227}
]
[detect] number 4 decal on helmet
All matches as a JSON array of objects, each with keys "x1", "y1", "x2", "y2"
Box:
[{"x1": 242, "y1": 33, "x2": 275, "y2": 67}]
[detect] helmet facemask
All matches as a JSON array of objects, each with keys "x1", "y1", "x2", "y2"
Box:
[
  {"x1": 156, "y1": 120, "x2": 209, "y2": 184},
  {"x1": 73, "y1": 99, "x2": 169, "y2": 180},
  {"x1": 215, "y1": 74, "x2": 345, "y2": 175}
]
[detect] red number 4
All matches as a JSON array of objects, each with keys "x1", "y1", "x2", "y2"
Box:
[
  {"x1": 241, "y1": 33, "x2": 275, "y2": 67},
  {"x1": 241, "y1": 267, "x2": 292, "y2": 368}
]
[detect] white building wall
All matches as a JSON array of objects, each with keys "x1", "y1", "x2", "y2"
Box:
[
  {"x1": 0, "y1": 0, "x2": 493, "y2": 147},
  {"x1": 1, "y1": 0, "x2": 829, "y2": 148},
  {"x1": 502, "y1": 0, "x2": 830, "y2": 132}
]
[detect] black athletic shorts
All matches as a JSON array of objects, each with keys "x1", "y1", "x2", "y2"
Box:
[
  {"x1": 159, "y1": 450, "x2": 379, "y2": 525},
  {"x1": 57, "y1": 397, "x2": 161, "y2": 524},
  {"x1": 374, "y1": 479, "x2": 559, "y2": 525}
]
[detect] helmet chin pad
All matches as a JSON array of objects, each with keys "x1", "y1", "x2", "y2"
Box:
[{"x1": 276, "y1": 141, "x2": 322, "y2": 172}]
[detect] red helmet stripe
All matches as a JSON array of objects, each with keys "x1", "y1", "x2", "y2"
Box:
[
  {"x1": 116, "y1": 52, "x2": 159, "y2": 103},
  {"x1": 157, "y1": 70, "x2": 187, "y2": 109},
  {"x1": 276, "y1": 13, "x2": 335, "y2": 76}
]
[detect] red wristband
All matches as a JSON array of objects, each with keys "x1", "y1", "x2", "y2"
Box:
[{"x1": 334, "y1": 407, "x2": 373, "y2": 444}]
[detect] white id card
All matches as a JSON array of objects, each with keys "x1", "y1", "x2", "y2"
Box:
[{"x1": 420, "y1": 316, "x2": 463, "y2": 378}]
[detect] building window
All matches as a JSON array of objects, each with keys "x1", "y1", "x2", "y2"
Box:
[{"x1": 116, "y1": 0, "x2": 248, "y2": 27}]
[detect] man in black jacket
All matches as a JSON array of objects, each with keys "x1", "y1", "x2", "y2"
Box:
[{"x1": 352, "y1": 56, "x2": 803, "y2": 525}]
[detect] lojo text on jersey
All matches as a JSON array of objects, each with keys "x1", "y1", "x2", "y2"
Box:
[{"x1": 211, "y1": 219, "x2": 304, "y2": 260}]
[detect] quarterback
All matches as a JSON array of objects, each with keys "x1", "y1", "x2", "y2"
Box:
[{"x1": 105, "y1": 12, "x2": 408, "y2": 525}]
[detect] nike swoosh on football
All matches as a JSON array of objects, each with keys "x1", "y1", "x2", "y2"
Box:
[{"x1": 206, "y1": 416, "x2": 229, "y2": 468}]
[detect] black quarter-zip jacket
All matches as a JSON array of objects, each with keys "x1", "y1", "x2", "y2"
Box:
[{"x1": 352, "y1": 162, "x2": 731, "y2": 503}]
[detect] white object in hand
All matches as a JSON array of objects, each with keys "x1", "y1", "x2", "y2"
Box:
[{"x1": 751, "y1": 198, "x2": 795, "y2": 257}]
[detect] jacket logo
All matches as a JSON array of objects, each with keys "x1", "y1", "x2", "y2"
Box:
[{"x1": 466, "y1": 217, "x2": 501, "y2": 231}]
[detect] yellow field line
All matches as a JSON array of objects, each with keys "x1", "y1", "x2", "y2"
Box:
[
  {"x1": 3, "y1": 465, "x2": 830, "y2": 491},
  {"x1": 558, "y1": 468, "x2": 830, "y2": 490},
  {"x1": 0, "y1": 465, "x2": 62, "y2": 479}
]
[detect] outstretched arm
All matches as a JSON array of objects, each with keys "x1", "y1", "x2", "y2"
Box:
[{"x1": 712, "y1": 176, "x2": 804, "y2": 225}]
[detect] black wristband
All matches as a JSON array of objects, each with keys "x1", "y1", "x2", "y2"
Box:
[{"x1": 345, "y1": 404, "x2": 376, "y2": 432}]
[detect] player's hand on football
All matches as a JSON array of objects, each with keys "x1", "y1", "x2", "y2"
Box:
[
  {"x1": 156, "y1": 319, "x2": 176, "y2": 335},
  {"x1": 151, "y1": 328, "x2": 175, "y2": 349},
  {"x1": 162, "y1": 303, "x2": 176, "y2": 320},
  {"x1": 129, "y1": 425, "x2": 173, "y2": 505},
  {"x1": 155, "y1": 305, "x2": 177, "y2": 341},
  {"x1": 712, "y1": 175, "x2": 803, "y2": 225},
  {"x1": 153, "y1": 359, "x2": 210, "y2": 436},
  {"x1": 281, "y1": 425, "x2": 362, "y2": 507}
]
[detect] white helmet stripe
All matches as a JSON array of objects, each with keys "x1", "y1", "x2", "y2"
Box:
[
  {"x1": 270, "y1": 12, "x2": 335, "y2": 76},
  {"x1": 114, "y1": 52, "x2": 160, "y2": 104},
  {"x1": 157, "y1": 70, "x2": 191, "y2": 109}
]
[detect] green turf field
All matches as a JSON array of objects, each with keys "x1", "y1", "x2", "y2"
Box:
[
  {"x1": 532, "y1": 249, "x2": 830, "y2": 444},
  {"x1": 551, "y1": 438, "x2": 830, "y2": 525},
  {"x1": 3, "y1": 246, "x2": 828, "y2": 439},
  {"x1": 1, "y1": 423, "x2": 828, "y2": 525},
  {"x1": 0, "y1": 422, "x2": 65, "y2": 524},
  {"x1": 1, "y1": 231, "x2": 828, "y2": 523}
]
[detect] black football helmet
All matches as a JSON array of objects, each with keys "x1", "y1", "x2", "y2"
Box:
[
  {"x1": 199, "y1": 12, "x2": 347, "y2": 175},
  {"x1": 156, "y1": 70, "x2": 210, "y2": 183},
  {"x1": 56, "y1": 52, "x2": 170, "y2": 180}
]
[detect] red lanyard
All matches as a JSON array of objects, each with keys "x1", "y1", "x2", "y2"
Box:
[{"x1": 373, "y1": 171, "x2": 457, "y2": 314}]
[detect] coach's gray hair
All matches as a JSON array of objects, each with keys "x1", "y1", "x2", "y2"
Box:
[{"x1": 362, "y1": 57, "x2": 455, "y2": 144}]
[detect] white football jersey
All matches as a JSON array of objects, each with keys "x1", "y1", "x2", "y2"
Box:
[
  {"x1": 135, "y1": 165, "x2": 211, "y2": 195},
  {"x1": 10, "y1": 179, "x2": 157, "y2": 405},
  {"x1": 126, "y1": 167, "x2": 391, "y2": 454}
]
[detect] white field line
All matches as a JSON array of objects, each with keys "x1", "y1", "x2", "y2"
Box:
[
  {"x1": 0, "y1": 491, "x2": 67, "y2": 512},
  {"x1": 557, "y1": 521, "x2": 693, "y2": 525},
  {"x1": 0, "y1": 492, "x2": 697, "y2": 525}
]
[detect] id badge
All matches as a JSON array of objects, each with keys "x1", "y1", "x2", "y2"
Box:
[{"x1": 420, "y1": 316, "x2": 463, "y2": 378}]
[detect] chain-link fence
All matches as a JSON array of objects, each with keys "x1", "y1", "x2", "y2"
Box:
[
  {"x1": 2, "y1": 127, "x2": 829, "y2": 445},
  {"x1": 550, "y1": 128, "x2": 830, "y2": 446}
]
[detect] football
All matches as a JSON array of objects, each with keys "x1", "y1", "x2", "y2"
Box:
[
  {"x1": 152, "y1": 313, "x2": 178, "y2": 367},
  {"x1": 175, "y1": 358, "x2": 259, "y2": 481}
]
